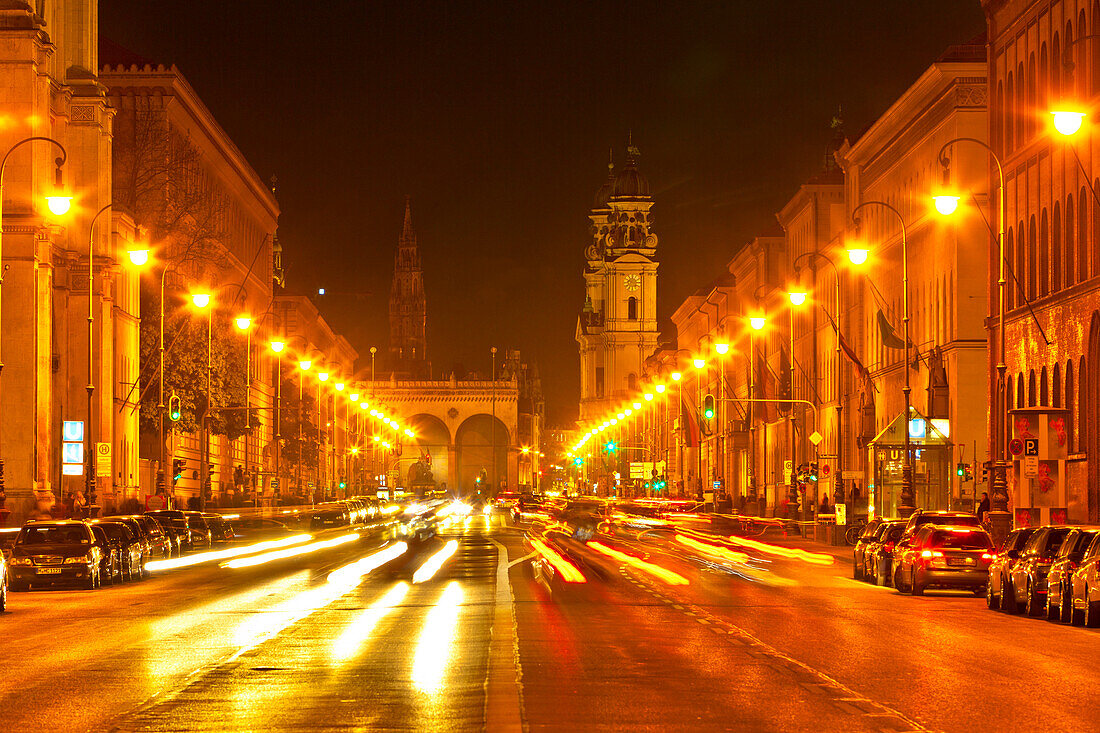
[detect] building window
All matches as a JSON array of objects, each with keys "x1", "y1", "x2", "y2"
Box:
[
  {"x1": 1041, "y1": 366, "x2": 1049, "y2": 406},
  {"x1": 595, "y1": 367, "x2": 605, "y2": 398},
  {"x1": 628, "y1": 372, "x2": 637, "y2": 391},
  {"x1": 628, "y1": 296, "x2": 638, "y2": 320},
  {"x1": 1006, "y1": 226, "x2": 1015, "y2": 309},
  {"x1": 1067, "y1": 360, "x2": 1076, "y2": 450},
  {"x1": 1040, "y1": 210, "x2": 1049, "y2": 298},
  {"x1": 1053, "y1": 202, "x2": 1062, "y2": 292},
  {"x1": 1080, "y1": 188, "x2": 1089, "y2": 283},
  {"x1": 1054, "y1": 363, "x2": 1062, "y2": 408},
  {"x1": 1028, "y1": 370, "x2": 1037, "y2": 406},
  {"x1": 1028, "y1": 216, "x2": 1037, "y2": 301},
  {"x1": 1067, "y1": 196, "x2": 1076, "y2": 288},
  {"x1": 1079, "y1": 356, "x2": 1088, "y2": 452}
]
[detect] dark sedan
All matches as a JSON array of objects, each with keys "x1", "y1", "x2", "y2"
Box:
[
  {"x1": 1007, "y1": 525, "x2": 1074, "y2": 616},
  {"x1": 88, "y1": 524, "x2": 122, "y2": 585},
  {"x1": 7, "y1": 521, "x2": 103, "y2": 590},
  {"x1": 182, "y1": 512, "x2": 214, "y2": 549},
  {"x1": 864, "y1": 520, "x2": 907, "y2": 586},
  {"x1": 311, "y1": 505, "x2": 351, "y2": 530},
  {"x1": 1046, "y1": 527, "x2": 1100, "y2": 623},
  {"x1": 893, "y1": 525, "x2": 995, "y2": 595},
  {"x1": 901, "y1": 510, "x2": 982, "y2": 543},
  {"x1": 852, "y1": 518, "x2": 883, "y2": 581},
  {"x1": 1069, "y1": 531, "x2": 1100, "y2": 626},
  {"x1": 986, "y1": 527, "x2": 1038, "y2": 611},
  {"x1": 201, "y1": 513, "x2": 235, "y2": 543},
  {"x1": 145, "y1": 510, "x2": 191, "y2": 553},
  {"x1": 88, "y1": 520, "x2": 142, "y2": 581}
]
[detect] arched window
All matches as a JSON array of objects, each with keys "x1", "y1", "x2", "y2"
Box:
[
  {"x1": 1028, "y1": 215, "x2": 1038, "y2": 300},
  {"x1": 1095, "y1": 4, "x2": 1100, "y2": 94},
  {"x1": 1041, "y1": 365, "x2": 1049, "y2": 405},
  {"x1": 1006, "y1": 226, "x2": 1016, "y2": 309},
  {"x1": 1006, "y1": 376, "x2": 1015, "y2": 417},
  {"x1": 1067, "y1": 360, "x2": 1076, "y2": 450},
  {"x1": 1017, "y1": 373, "x2": 1025, "y2": 409},
  {"x1": 1029, "y1": 52, "x2": 1038, "y2": 139},
  {"x1": 1080, "y1": 11, "x2": 1089, "y2": 97},
  {"x1": 1053, "y1": 202, "x2": 1062, "y2": 291},
  {"x1": 1040, "y1": 209, "x2": 1050, "y2": 297},
  {"x1": 1053, "y1": 363, "x2": 1062, "y2": 407},
  {"x1": 1067, "y1": 195, "x2": 1076, "y2": 288},
  {"x1": 1017, "y1": 61, "x2": 1027, "y2": 144},
  {"x1": 627, "y1": 296, "x2": 638, "y2": 320},
  {"x1": 996, "y1": 81, "x2": 1005, "y2": 153},
  {"x1": 1040, "y1": 43, "x2": 1050, "y2": 110},
  {"x1": 1007, "y1": 70, "x2": 1016, "y2": 151},
  {"x1": 1080, "y1": 356, "x2": 1088, "y2": 451},
  {"x1": 1018, "y1": 219, "x2": 1027, "y2": 303},
  {"x1": 1080, "y1": 188, "x2": 1089, "y2": 282},
  {"x1": 1053, "y1": 32, "x2": 1062, "y2": 99},
  {"x1": 1029, "y1": 370, "x2": 1037, "y2": 406},
  {"x1": 1067, "y1": 21, "x2": 1076, "y2": 96},
  {"x1": 628, "y1": 372, "x2": 637, "y2": 391}
]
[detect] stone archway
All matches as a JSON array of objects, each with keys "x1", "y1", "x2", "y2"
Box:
[
  {"x1": 455, "y1": 414, "x2": 510, "y2": 496},
  {"x1": 405, "y1": 414, "x2": 452, "y2": 494}
]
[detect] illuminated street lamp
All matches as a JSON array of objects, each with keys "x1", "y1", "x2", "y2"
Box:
[
  {"x1": 693, "y1": 358, "x2": 706, "y2": 369},
  {"x1": 655, "y1": 384, "x2": 666, "y2": 394},
  {"x1": 0, "y1": 137, "x2": 70, "y2": 493},
  {"x1": 298, "y1": 359, "x2": 312, "y2": 371},
  {"x1": 749, "y1": 316, "x2": 767, "y2": 331},
  {"x1": 932, "y1": 194, "x2": 960, "y2": 216},
  {"x1": 846, "y1": 247, "x2": 870, "y2": 266},
  {"x1": 788, "y1": 291, "x2": 807, "y2": 306},
  {"x1": 1052, "y1": 110, "x2": 1086, "y2": 136},
  {"x1": 714, "y1": 342, "x2": 729, "y2": 355},
  {"x1": 852, "y1": 199, "x2": 914, "y2": 515},
  {"x1": 671, "y1": 372, "x2": 682, "y2": 381},
  {"x1": 936, "y1": 136, "x2": 1010, "y2": 537},
  {"x1": 270, "y1": 340, "x2": 286, "y2": 353},
  {"x1": 127, "y1": 248, "x2": 150, "y2": 266}
]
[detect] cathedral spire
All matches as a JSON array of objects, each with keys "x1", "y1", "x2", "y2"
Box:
[
  {"x1": 401, "y1": 194, "x2": 414, "y2": 243},
  {"x1": 390, "y1": 197, "x2": 427, "y2": 378}
]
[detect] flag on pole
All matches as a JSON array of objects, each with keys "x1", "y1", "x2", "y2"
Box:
[{"x1": 680, "y1": 392, "x2": 700, "y2": 448}]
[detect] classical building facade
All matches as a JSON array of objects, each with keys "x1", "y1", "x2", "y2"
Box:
[
  {"x1": 389, "y1": 197, "x2": 427, "y2": 378},
  {"x1": 985, "y1": 0, "x2": 1100, "y2": 523},
  {"x1": 0, "y1": 1, "x2": 144, "y2": 522},
  {"x1": 577, "y1": 145, "x2": 660, "y2": 424}
]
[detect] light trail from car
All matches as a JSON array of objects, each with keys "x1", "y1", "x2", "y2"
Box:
[
  {"x1": 411, "y1": 582, "x2": 464, "y2": 694},
  {"x1": 145, "y1": 534, "x2": 313, "y2": 573},
  {"x1": 676, "y1": 527, "x2": 836, "y2": 566},
  {"x1": 412, "y1": 540, "x2": 459, "y2": 583},
  {"x1": 528, "y1": 536, "x2": 587, "y2": 583},
  {"x1": 331, "y1": 581, "x2": 410, "y2": 663},
  {"x1": 587, "y1": 540, "x2": 690, "y2": 585},
  {"x1": 222, "y1": 532, "x2": 359, "y2": 569}
]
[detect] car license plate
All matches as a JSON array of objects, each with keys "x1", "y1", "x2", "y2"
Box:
[
  {"x1": 947, "y1": 557, "x2": 974, "y2": 566},
  {"x1": 36, "y1": 567, "x2": 62, "y2": 574}
]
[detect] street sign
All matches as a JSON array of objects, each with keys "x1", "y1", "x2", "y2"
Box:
[
  {"x1": 271, "y1": 478, "x2": 280, "y2": 489},
  {"x1": 95, "y1": 442, "x2": 111, "y2": 478},
  {"x1": 62, "y1": 420, "x2": 84, "y2": 442},
  {"x1": 809, "y1": 431, "x2": 823, "y2": 446},
  {"x1": 62, "y1": 463, "x2": 83, "y2": 476},
  {"x1": 783, "y1": 471, "x2": 792, "y2": 484},
  {"x1": 821, "y1": 464, "x2": 831, "y2": 477},
  {"x1": 1009, "y1": 438, "x2": 1024, "y2": 456},
  {"x1": 842, "y1": 470, "x2": 864, "y2": 480},
  {"x1": 62, "y1": 442, "x2": 83, "y2": 464},
  {"x1": 629, "y1": 462, "x2": 655, "y2": 479},
  {"x1": 783, "y1": 459, "x2": 793, "y2": 473},
  {"x1": 1023, "y1": 438, "x2": 1039, "y2": 457},
  {"x1": 835, "y1": 503, "x2": 847, "y2": 526},
  {"x1": 1023, "y1": 456, "x2": 1039, "y2": 477}
]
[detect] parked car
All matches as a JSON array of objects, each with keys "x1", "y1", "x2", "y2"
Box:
[
  {"x1": 864, "y1": 520, "x2": 907, "y2": 586},
  {"x1": 102, "y1": 515, "x2": 157, "y2": 576},
  {"x1": 7, "y1": 521, "x2": 104, "y2": 590},
  {"x1": 1069, "y1": 531, "x2": 1100, "y2": 626},
  {"x1": 986, "y1": 527, "x2": 1038, "y2": 611},
  {"x1": 901, "y1": 510, "x2": 982, "y2": 543},
  {"x1": 182, "y1": 511, "x2": 214, "y2": 550},
  {"x1": 88, "y1": 524, "x2": 122, "y2": 585},
  {"x1": 201, "y1": 513, "x2": 235, "y2": 543},
  {"x1": 88, "y1": 520, "x2": 141, "y2": 582},
  {"x1": 0, "y1": 528, "x2": 18, "y2": 584},
  {"x1": 893, "y1": 525, "x2": 995, "y2": 595},
  {"x1": 310, "y1": 505, "x2": 351, "y2": 530},
  {"x1": 1007, "y1": 525, "x2": 1074, "y2": 616},
  {"x1": 851, "y1": 518, "x2": 883, "y2": 581},
  {"x1": 131, "y1": 515, "x2": 173, "y2": 560},
  {"x1": 0, "y1": 547, "x2": 7, "y2": 610},
  {"x1": 145, "y1": 510, "x2": 191, "y2": 554},
  {"x1": 1046, "y1": 527, "x2": 1100, "y2": 623}
]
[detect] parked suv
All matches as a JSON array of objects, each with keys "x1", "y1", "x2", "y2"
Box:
[
  {"x1": 146, "y1": 510, "x2": 193, "y2": 552},
  {"x1": 901, "y1": 510, "x2": 982, "y2": 543},
  {"x1": 893, "y1": 525, "x2": 995, "y2": 595},
  {"x1": 986, "y1": 527, "x2": 1038, "y2": 611},
  {"x1": 1008, "y1": 525, "x2": 1074, "y2": 616},
  {"x1": 1069, "y1": 531, "x2": 1100, "y2": 626},
  {"x1": 8, "y1": 521, "x2": 103, "y2": 590},
  {"x1": 1046, "y1": 527, "x2": 1100, "y2": 623},
  {"x1": 865, "y1": 520, "x2": 907, "y2": 586},
  {"x1": 851, "y1": 518, "x2": 883, "y2": 581}
]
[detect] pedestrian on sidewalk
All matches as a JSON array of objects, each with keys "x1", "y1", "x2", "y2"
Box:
[
  {"x1": 818, "y1": 492, "x2": 831, "y2": 516},
  {"x1": 977, "y1": 491, "x2": 990, "y2": 524}
]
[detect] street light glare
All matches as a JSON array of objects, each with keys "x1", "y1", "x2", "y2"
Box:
[
  {"x1": 127, "y1": 248, "x2": 150, "y2": 266},
  {"x1": 318, "y1": 372, "x2": 330, "y2": 381},
  {"x1": 235, "y1": 316, "x2": 252, "y2": 330},
  {"x1": 299, "y1": 360, "x2": 312, "y2": 371},
  {"x1": 633, "y1": 402, "x2": 642, "y2": 409},
  {"x1": 671, "y1": 371, "x2": 682, "y2": 381},
  {"x1": 750, "y1": 316, "x2": 766, "y2": 330},
  {"x1": 788, "y1": 291, "x2": 807, "y2": 306},
  {"x1": 1052, "y1": 110, "x2": 1086, "y2": 136},
  {"x1": 191, "y1": 292, "x2": 211, "y2": 308},
  {"x1": 335, "y1": 382, "x2": 345, "y2": 391},
  {"x1": 270, "y1": 340, "x2": 286, "y2": 353},
  {"x1": 714, "y1": 343, "x2": 729, "y2": 355},
  {"x1": 846, "y1": 248, "x2": 870, "y2": 265},
  {"x1": 644, "y1": 392, "x2": 654, "y2": 401},
  {"x1": 932, "y1": 195, "x2": 960, "y2": 216},
  {"x1": 655, "y1": 384, "x2": 666, "y2": 393},
  {"x1": 693, "y1": 358, "x2": 706, "y2": 369}
]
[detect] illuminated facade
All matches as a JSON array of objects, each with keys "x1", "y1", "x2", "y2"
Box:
[
  {"x1": 985, "y1": 0, "x2": 1100, "y2": 522},
  {"x1": 577, "y1": 145, "x2": 660, "y2": 426}
]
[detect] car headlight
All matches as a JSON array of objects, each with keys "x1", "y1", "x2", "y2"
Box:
[
  {"x1": 10, "y1": 557, "x2": 32, "y2": 566},
  {"x1": 64, "y1": 554, "x2": 93, "y2": 564}
]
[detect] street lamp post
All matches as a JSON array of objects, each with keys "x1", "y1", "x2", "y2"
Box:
[
  {"x1": 491, "y1": 346, "x2": 498, "y2": 497},
  {"x1": 190, "y1": 292, "x2": 213, "y2": 508},
  {"x1": 0, "y1": 137, "x2": 70, "y2": 498},
  {"x1": 84, "y1": 203, "x2": 112, "y2": 516},
  {"x1": 790, "y1": 251, "x2": 846, "y2": 507},
  {"x1": 851, "y1": 200, "x2": 913, "y2": 517},
  {"x1": 935, "y1": 137, "x2": 1010, "y2": 539}
]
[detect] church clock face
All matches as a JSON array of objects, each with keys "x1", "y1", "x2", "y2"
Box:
[{"x1": 623, "y1": 274, "x2": 641, "y2": 292}]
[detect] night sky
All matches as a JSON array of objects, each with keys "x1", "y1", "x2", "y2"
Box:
[{"x1": 99, "y1": 1, "x2": 985, "y2": 426}]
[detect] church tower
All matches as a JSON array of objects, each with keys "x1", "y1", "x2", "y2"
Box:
[
  {"x1": 576, "y1": 142, "x2": 660, "y2": 423},
  {"x1": 389, "y1": 197, "x2": 428, "y2": 378}
]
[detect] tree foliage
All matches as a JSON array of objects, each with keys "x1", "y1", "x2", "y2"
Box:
[{"x1": 278, "y1": 376, "x2": 319, "y2": 474}]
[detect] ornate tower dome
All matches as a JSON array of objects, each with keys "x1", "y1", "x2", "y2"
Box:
[{"x1": 611, "y1": 143, "x2": 650, "y2": 199}]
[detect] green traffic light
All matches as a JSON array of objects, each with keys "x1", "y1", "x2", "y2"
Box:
[{"x1": 704, "y1": 408, "x2": 714, "y2": 419}]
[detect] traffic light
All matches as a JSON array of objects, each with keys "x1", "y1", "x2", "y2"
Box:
[
  {"x1": 171, "y1": 459, "x2": 185, "y2": 486},
  {"x1": 573, "y1": 456, "x2": 583, "y2": 467},
  {"x1": 964, "y1": 464, "x2": 974, "y2": 482},
  {"x1": 956, "y1": 462, "x2": 965, "y2": 478},
  {"x1": 807, "y1": 462, "x2": 819, "y2": 482},
  {"x1": 338, "y1": 480, "x2": 347, "y2": 489},
  {"x1": 703, "y1": 394, "x2": 715, "y2": 421},
  {"x1": 168, "y1": 394, "x2": 182, "y2": 422},
  {"x1": 605, "y1": 440, "x2": 618, "y2": 453}
]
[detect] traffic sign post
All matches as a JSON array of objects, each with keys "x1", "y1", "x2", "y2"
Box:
[{"x1": 95, "y1": 442, "x2": 111, "y2": 478}]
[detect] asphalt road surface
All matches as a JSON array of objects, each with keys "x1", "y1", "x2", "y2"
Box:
[{"x1": 1, "y1": 513, "x2": 1097, "y2": 732}]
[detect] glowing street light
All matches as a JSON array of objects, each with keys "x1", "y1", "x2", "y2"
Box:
[
  {"x1": 235, "y1": 316, "x2": 252, "y2": 331},
  {"x1": 335, "y1": 382, "x2": 345, "y2": 391},
  {"x1": 671, "y1": 371, "x2": 681, "y2": 381},
  {"x1": 749, "y1": 316, "x2": 767, "y2": 330},
  {"x1": 270, "y1": 340, "x2": 286, "y2": 353},
  {"x1": 191, "y1": 292, "x2": 211, "y2": 308},
  {"x1": 644, "y1": 392, "x2": 654, "y2": 401},
  {"x1": 318, "y1": 372, "x2": 330, "y2": 382},
  {"x1": 633, "y1": 402, "x2": 642, "y2": 410},
  {"x1": 846, "y1": 247, "x2": 869, "y2": 266},
  {"x1": 788, "y1": 291, "x2": 807, "y2": 306},
  {"x1": 714, "y1": 342, "x2": 729, "y2": 355},
  {"x1": 693, "y1": 358, "x2": 706, "y2": 369},
  {"x1": 350, "y1": 393, "x2": 359, "y2": 401},
  {"x1": 127, "y1": 248, "x2": 150, "y2": 266},
  {"x1": 299, "y1": 360, "x2": 312, "y2": 371},
  {"x1": 655, "y1": 384, "x2": 666, "y2": 394},
  {"x1": 932, "y1": 195, "x2": 961, "y2": 216},
  {"x1": 1052, "y1": 110, "x2": 1086, "y2": 136}
]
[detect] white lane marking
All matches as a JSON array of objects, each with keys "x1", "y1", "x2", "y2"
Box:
[
  {"x1": 486, "y1": 539, "x2": 526, "y2": 731},
  {"x1": 508, "y1": 552, "x2": 537, "y2": 568}
]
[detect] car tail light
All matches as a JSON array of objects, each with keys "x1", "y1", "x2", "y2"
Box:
[
  {"x1": 920, "y1": 550, "x2": 943, "y2": 559},
  {"x1": 981, "y1": 553, "x2": 994, "y2": 560},
  {"x1": 884, "y1": 541, "x2": 895, "y2": 552}
]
